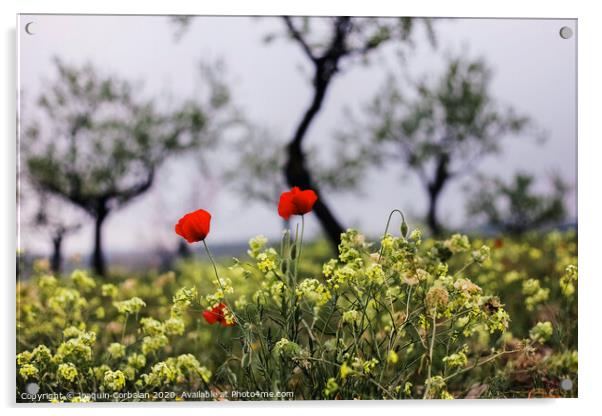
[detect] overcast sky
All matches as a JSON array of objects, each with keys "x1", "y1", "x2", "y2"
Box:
[{"x1": 18, "y1": 15, "x2": 577, "y2": 256}]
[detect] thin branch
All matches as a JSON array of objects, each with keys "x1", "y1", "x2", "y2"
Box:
[
  {"x1": 282, "y1": 16, "x2": 317, "y2": 63},
  {"x1": 443, "y1": 348, "x2": 523, "y2": 382}
]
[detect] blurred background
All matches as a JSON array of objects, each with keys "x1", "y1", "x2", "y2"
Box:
[{"x1": 17, "y1": 15, "x2": 577, "y2": 276}]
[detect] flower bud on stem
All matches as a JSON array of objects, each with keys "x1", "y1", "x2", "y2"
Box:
[{"x1": 378, "y1": 209, "x2": 408, "y2": 262}]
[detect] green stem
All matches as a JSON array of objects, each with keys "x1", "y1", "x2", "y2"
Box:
[
  {"x1": 290, "y1": 216, "x2": 305, "y2": 341},
  {"x1": 443, "y1": 317, "x2": 456, "y2": 377},
  {"x1": 202, "y1": 239, "x2": 242, "y2": 325},
  {"x1": 453, "y1": 260, "x2": 476, "y2": 278},
  {"x1": 443, "y1": 348, "x2": 522, "y2": 382},
  {"x1": 378, "y1": 209, "x2": 406, "y2": 262},
  {"x1": 298, "y1": 215, "x2": 305, "y2": 267},
  {"x1": 423, "y1": 309, "x2": 437, "y2": 399},
  {"x1": 203, "y1": 240, "x2": 222, "y2": 291},
  {"x1": 121, "y1": 314, "x2": 129, "y2": 343}
]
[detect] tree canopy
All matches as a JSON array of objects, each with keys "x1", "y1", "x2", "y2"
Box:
[
  {"x1": 467, "y1": 173, "x2": 568, "y2": 235},
  {"x1": 23, "y1": 58, "x2": 230, "y2": 275},
  {"x1": 337, "y1": 55, "x2": 539, "y2": 234}
]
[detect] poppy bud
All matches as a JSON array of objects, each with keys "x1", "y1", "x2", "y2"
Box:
[{"x1": 400, "y1": 220, "x2": 408, "y2": 238}]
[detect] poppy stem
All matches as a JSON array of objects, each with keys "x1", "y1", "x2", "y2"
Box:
[
  {"x1": 292, "y1": 216, "x2": 305, "y2": 292},
  {"x1": 298, "y1": 215, "x2": 305, "y2": 266},
  {"x1": 202, "y1": 240, "x2": 223, "y2": 291},
  {"x1": 289, "y1": 215, "x2": 305, "y2": 342},
  {"x1": 378, "y1": 209, "x2": 407, "y2": 262},
  {"x1": 202, "y1": 239, "x2": 241, "y2": 325}
]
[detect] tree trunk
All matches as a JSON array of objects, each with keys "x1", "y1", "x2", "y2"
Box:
[
  {"x1": 427, "y1": 187, "x2": 443, "y2": 237},
  {"x1": 285, "y1": 143, "x2": 344, "y2": 249},
  {"x1": 177, "y1": 239, "x2": 191, "y2": 259},
  {"x1": 92, "y1": 204, "x2": 109, "y2": 276},
  {"x1": 51, "y1": 234, "x2": 63, "y2": 274},
  {"x1": 283, "y1": 39, "x2": 348, "y2": 249},
  {"x1": 426, "y1": 154, "x2": 450, "y2": 237}
]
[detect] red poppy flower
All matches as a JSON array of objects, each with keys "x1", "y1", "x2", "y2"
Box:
[
  {"x1": 202, "y1": 303, "x2": 236, "y2": 327},
  {"x1": 203, "y1": 303, "x2": 226, "y2": 325},
  {"x1": 278, "y1": 187, "x2": 318, "y2": 220},
  {"x1": 202, "y1": 305, "x2": 223, "y2": 325},
  {"x1": 175, "y1": 209, "x2": 211, "y2": 243}
]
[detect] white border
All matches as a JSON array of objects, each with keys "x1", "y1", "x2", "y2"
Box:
[{"x1": 2, "y1": 1, "x2": 600, "y2": 415}]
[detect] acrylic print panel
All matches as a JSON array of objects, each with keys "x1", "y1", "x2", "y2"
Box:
[{"x1": 17, "y1": 15, "x2": 577, "y2": 402}]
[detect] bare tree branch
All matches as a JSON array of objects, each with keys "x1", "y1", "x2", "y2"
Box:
[{"x1": 282, "y1": 16, "x2": 317, "y2": 63}]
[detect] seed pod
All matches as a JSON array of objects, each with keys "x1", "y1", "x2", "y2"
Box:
[
  {"x1": 280, "y1": 260, "x2": 288, "y2": 274},
  {"x1": 400, "y1": 220, "x2": 409, "y2": 238}
]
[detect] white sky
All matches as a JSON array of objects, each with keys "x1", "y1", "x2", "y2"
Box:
[{"x1": 17, "y1": 15, "x2": 577, "y2": 256}]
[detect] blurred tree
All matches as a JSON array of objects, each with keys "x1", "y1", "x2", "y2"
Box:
[
  {"x1": 222, "y1": 126, "x2": 293, "y2": 231},
  {"x1": 23, "y1": 58, "x2": 229, "y2": 276},
  {"x1": 30, "y1": 189, "x2": 83, "y2": 273},
  {"x1": 223, "y1": 126, "x2": 287, "y2": 206},
  {"x1": 276, "y1": 17, "x2": 435, "y2": 247},
  {"x1": 172, "y1": 16, "x2": 434, "y2": 248},
  {"x1": 339, "y1": 56, "x2": 538, "y2": 235},
  {"x1": 233, "y1": 17, "x2": 431, "y2": 248},
  {"x1": 466, "y1": 173, "x2": 568, "y2": 235}
]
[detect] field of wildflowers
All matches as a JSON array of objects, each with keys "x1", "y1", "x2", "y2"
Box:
[{"x1": 16, "y1": 187, "x2": 577, "y2": 401}]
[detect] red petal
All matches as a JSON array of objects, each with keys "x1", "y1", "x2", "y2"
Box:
[
  {"x1": 202, "y1": 309, "x2": 219, "y2": 325},
  {"x1": 291, "y1": 189, "x2": 318, "y2": 215},
  {"x1": 278, "y1": 191, "x2": 295, "y2": 220},
  {"x1": 175, "y1": 222, "x2": 183, "y2": 237},
  {"x1": 175, "y1": 209, "x2": 212, "y2": 243}
]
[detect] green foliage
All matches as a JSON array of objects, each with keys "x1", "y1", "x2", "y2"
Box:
[
  {"x1": 334, "y1": 55, "x2": 538, "y2": 233},
  {"x1": 24, "y1": 58, "x2": 220, "y2": 215},
  {"x1": 467, "y1": 173, "x2": 568, "y2": 235},
  {"x1": 222, "y1": 17, "x2": 436, "y2": 205},
  {"x1": 22, "y1": 58, "x2": 232, "y2": 274},
  {"x1": 361, "y1": 56, "x2": 531, "y2": 170},
  {"x1": 17, "y1": 224, "x2": 577, "y2": 401}
]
